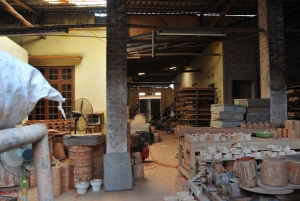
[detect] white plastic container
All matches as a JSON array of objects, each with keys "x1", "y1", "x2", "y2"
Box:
[
  {"x1": 76, "y1": 181, "x2": 89, "y2": 194},
  {"x1": 90, "y1": 179, "x2": 102, "y2": 192}
]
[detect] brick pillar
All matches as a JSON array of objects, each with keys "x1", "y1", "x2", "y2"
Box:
[
  {"x1": 258, "y1": 0, "x2": 287, "y2": 123},
  {"x1": 106, "y1": 0, "x2": 127, "y2": 153}
]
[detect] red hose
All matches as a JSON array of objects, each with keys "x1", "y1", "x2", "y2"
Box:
[{"x1": 149, "y1": 146, "x2": 178, "y2": 169}]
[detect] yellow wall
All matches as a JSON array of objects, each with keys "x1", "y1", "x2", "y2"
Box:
[
  {"x1": 0, "y1": 37, "x2": 29, "y2": 124},
  {"x1": 0, "y1": 37, "x2": 28, "y2": 62},
  {"x1": 9, "y1": 28, "x2": 107, "y2": 132},
  {"x1": 127, "y1": 88, "x2": 174, "y2": 118},
  {"x1": 177, "y1": 42, "x2": 224, "y2": 103}
]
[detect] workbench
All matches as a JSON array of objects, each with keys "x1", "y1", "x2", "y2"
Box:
[{"x1": 176, "y1": 126, "x2": 300, "y2": 180}]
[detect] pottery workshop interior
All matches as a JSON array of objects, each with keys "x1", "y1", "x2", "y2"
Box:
[{"x1": 1, "y1": 0, "x2": 300, "y2": 201}]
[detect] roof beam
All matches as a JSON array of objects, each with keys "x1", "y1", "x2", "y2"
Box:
[
  {"x1": 13, "y1": 0, "x2": 39, "y2": 15},
  {"x1": 128, "y1": 41, "x2": 212, "y2": 55},
  {"x1": 129, "y1": 53, "x2": 221, "y2": 57},
  {"x1": 129, "y1": 24, "x2": 261, "y2": 33},
  {"x1": 275, "y1": 0, "x2": 284, "y2": 4},
  {"x1": 287, "y1": 20, "x2": 300, "y2": 29},
  {"x1": 287, "y1": 6, "x2": 300, "y2": 14},
  {"x1": 205, "y1": 0, "x2": 227, "y2": 13},
  {"x1": 0, "y1": 0, "x2": 33, "y2": 27},
  {"x1": 209, "y1": 0, "x2": 239, "y2": 28},
  {"x1": 129, "y1": 37, "x2": 216, "y2": 42},
  {"x1": 0, "y1": 23, "x2": 107, "y2": 36}
]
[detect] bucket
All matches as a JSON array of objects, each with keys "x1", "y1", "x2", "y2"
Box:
[
  {"x1": 90, "y1": 179, "x2": 102, "y2": 192},
  {"x1": 234, "y1": 157, "x2": 257, "y2": 188},
  {"x1": 76, "y1": 181, "x2": 89, "y2": 194}
]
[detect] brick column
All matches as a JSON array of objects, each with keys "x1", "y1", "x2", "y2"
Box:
[
  {"x1": 258, "y1": 0, "x2": 287, "y2": 123},
  {"x1": 106, "y1": 0, "x2": 127, "y2": 153}
]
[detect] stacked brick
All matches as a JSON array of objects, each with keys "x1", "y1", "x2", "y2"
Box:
[
  {"x1": 61, "y1": 164, "x2": 70, "y2": 193},
  {"x1": 234, "y1": 99, "x2": 270, "y2": 123},
  {"x1": 52, "y1": 166, "x2": 62, "y2": 196},
  {"x1": 23, "y1": 119, "x2": 74, "y2": 133},
  {"x1": 29, "y1": 170, "x2": 36, "y2": 187},
  {"x1": 279, "y1": 120, "x2": 300, "y2": 138},
  {"x1": 69, "y1": 146, "x2": 93, "y2": 188},
  {"x1": 210, "y1": 104, "x2": 246, "y2": 128},
  {"x1": 92, "y1": 141, "x2": 105, "y2": 180}
]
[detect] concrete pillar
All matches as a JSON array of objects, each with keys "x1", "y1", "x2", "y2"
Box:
[
  {"x1": 106, "y1": 0, "x2": 127, "y2": 153},
  {"x1": 258, "y1": 0, "x2": 287, "y2": 123}
]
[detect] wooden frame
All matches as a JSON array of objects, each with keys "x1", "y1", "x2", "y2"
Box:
[{"x1": 29, "y1": 66, "x2": 75, "y2": 120}]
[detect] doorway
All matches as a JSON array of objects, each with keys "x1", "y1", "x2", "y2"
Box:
[
  {"x1": 232, "y1": 80, "x2": 253, "y2": 102},
  {"x1": 139, "y1": 99, "x2": 161, "y2": 122}
]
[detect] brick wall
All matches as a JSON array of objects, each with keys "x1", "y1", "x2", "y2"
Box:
[
  {"x1": 223, "y1": 34, "x2": 260, "y2": 104},
  {"x1": 258, "y1": 0, "x2": 286, "y2": 96},
  {"x1": 258, "y1": 0, "x2": 287, "y2": 123},
  {"x1": 106, "y1": 0, "x2": 128, "y2": 153}
]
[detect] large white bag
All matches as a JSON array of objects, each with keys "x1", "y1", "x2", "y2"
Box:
[{"x1": 0, "y1": 49, "x2": 65, "y2": 129}]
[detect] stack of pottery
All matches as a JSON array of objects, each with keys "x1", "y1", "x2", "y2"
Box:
[
  {"x1": 260, "y1": 145, "x2": 295, "y2": 157},
  {"x1": 200, "y1": 144, "x2": 263, "y2": 159},
  {"x1": 228, "y1": 132, "x2": 252, "y2": 141},
  {"x1": 184, "y1": 132, "x2": 252, "y2": 142}
]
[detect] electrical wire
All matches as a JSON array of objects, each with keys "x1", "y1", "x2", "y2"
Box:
[
  {"x1": 263, "y1": 68, "x2": 286, "y2": 91},
  {"x1": 127, "y1": 34, "x2": 259, "y2": 54},
  {"x1": 88, "y1": 29, "x2": 107, "y2": 43},
  {"x1": 143, "y1": 163, "x2": 156, "y2": 170},
  {"x1": 148, "y1": 146, "x2": 178, "y2": 169}
]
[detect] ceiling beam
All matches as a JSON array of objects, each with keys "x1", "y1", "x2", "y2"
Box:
[
  {"x1": 13, "y1": 0, "x2": 39, "y2": 15},
  {"x1": 205, "y1": 0, "x2": 227, "y2": 13},
  {"x1": 209, "y1": 0, "x2": 239, "y2": 28},
  {"x1": 128, "y1": 24, "x2": 261, "y2": 33},
  {"x1": 287, "y1": 20, "x2": 300, "y2": 29},
  {"x1": 129, "y1": 37, "x2": 216, "y2": 42},
  {"x1": 0, "y1": 0, "x2": 33, "y2": 27},
  {"x1": 0, "y1": 23, "x2": 107, "y2": 36},
  {"x1": 275, "y1": 0, "x2": 284, "y2": 4},
  {"x1": 287, "y1": 6, "x2": 300, "y2": 14},
  {"x1": 129, "y1": 53, "x2": 221, "y2": 57}
]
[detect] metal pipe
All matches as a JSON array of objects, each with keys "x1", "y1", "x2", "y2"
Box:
[{"x1": 0, "y1": 124, "x2": 54, "y2": 201}]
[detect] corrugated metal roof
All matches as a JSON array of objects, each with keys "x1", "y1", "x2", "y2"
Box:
[
  {"x1": 1, "y1": 0, "x2": 300, "y2": 86},
  {"x1": 0, "y1": 0, "x2": 107, "y2": 13}
]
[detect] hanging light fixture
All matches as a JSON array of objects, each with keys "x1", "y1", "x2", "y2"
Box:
[{"x1": 157, "y1": 30, "x2": 226, "y2": 37}]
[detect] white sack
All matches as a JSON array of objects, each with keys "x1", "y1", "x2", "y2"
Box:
[{"x1": 0, "y1": 49, "x2": 65, "y2": 129}]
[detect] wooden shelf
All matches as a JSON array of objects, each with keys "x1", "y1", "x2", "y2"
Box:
[
  {"x1": 287, "y1": 84, "x2": 300, "y2": 120},
  {"x1": 174, "y1": 87, "x2": 215, "y2": 127}
]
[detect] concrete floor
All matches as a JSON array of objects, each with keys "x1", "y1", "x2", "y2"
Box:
[
  {"x1": 6, "y1": 130, "x2": 183, "y2": 201},
  {"x1": 4, "y1": 129, "x2": 300, "y2": 201}
]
